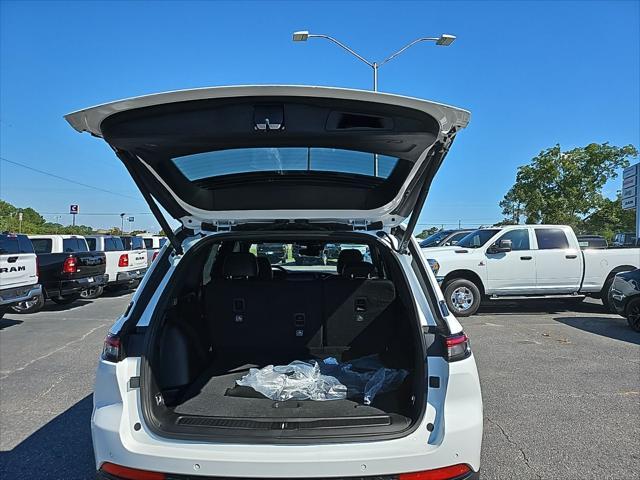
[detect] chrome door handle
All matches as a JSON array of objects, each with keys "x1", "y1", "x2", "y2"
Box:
[
  {"x1": 566, "y1": 254, "x2": 578, "y2": 259},
  {"x1": 520, "y1": 256, "x2": 532, "y2": 260}
]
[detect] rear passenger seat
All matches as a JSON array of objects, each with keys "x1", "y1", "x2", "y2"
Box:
[{"x1": 206, "y1": 252, "x2": 396, "y2": 363}]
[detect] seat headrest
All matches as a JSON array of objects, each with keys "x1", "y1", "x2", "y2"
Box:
[
  {"x1": 336, "y1": 249, "x2": 363, "y2": 274},
  {"x1": 223, "y1": 253, "x2": 258, "y2": 278},
  {"x1": 256, "y1": 256, "x2": 273, "y2": 280},
  {"x1": 342, "y1": 261, "x2": 376, "y2": 279}
]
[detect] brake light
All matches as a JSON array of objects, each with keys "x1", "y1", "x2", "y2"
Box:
[
  {"x1": 398, "y1": 464, "x2": 472, "y2": 480},
  {"x1": 152, "y1": 251, "x2": 159, "y2": 262},
  {"x1": 118, "y1": 253, "x2": 129, "y2": 267},
  {"x1": 445, "y1": 333, "x2": 471, "y2": 362},
  {"x1": 62, "y1": 256, "x2": 77, "y2": 274},
  {"x1": 100, "y1": 462, "x2": 165, "y2": 480},
  {"x1": 101, "y1": 333, "x2": 121, "y2": 362}
]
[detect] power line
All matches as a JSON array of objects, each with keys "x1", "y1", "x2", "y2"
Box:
[
  {"x1": 41, "y1": 212, "x2": 153, "y2": 216},
  {"x1": 0, "y1": 156, "x2": 142, "y2": 201}
]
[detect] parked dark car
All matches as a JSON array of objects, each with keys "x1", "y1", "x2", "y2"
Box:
[
  {"x1": 256, "y1": 243, "x2": 287, "y2": 264},
  {"x1": 577, "y1": 235, "x2": 608, "y2": 249},
  {"x1": 608, "y1": 268, "x2": 640, "y2": 331},
  {"x1": 419, "y1": 229, "x2": 474, "y2": 248},
  {"x1": 13, "y1": 235, "x2": 107, "y2": 313}
]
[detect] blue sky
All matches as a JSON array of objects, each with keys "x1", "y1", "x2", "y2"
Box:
[{"x1": 1, "y1": 0, "x2": 638, "y2": 233}]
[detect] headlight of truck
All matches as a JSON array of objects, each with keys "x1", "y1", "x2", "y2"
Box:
[{"x1": 427, "y1": 258, "x2": 440, "y2": 275}]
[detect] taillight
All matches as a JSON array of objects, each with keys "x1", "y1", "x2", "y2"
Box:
[
  {"x1": 398, "y1": 464, "x2": 472, "y2": 480},
  {"x1": 445, "y1": 333, "x2": 471, "y2": 362},
  {"x1": 100, "y1": 462, "x2": 165, "y2": 480},
  {"x1": 152, "y1": 251, "x2": 159, "y2": 262},
  {"x1": 62, "y1": 256, "x2": 77, "y2": 274},
  {"x1": 101, "y1": 333, "x2": 121, "y2": 362},
  {"x1": 118, "y1": 253, "x2": 129, "y2": 267}
]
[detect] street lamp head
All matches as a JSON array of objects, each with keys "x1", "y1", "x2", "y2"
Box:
[
  {"x1": 436, "y1": 34, "x2": 456, "y2": 46},
  {"x1": 292, "y1": 30, "x2": 310, "y2": 42}
]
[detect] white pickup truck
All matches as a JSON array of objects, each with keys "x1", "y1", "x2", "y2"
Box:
[
  {"x1": 0, "y1": 233, "x2": 41, "y2": 319},
  {"x1": 85, "y1": 235, "x2": 147, "y2": 297},
  {"x1": 423, "y1": 225, "x2": 640, "y2": 316},
  {"x1": 137, "y1": 235, "x2": 167, "y2": 267}
]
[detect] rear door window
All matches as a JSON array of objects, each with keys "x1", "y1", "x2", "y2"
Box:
[
  {"x1": 31, "y1": 238, "x2": 52, "y2": 254},
  {"x1": 535, "y1": 229, "x2": 570, "y2": 250},
  {"x1": 143, "y1": 239, "x2": 153, "y2": 249}
]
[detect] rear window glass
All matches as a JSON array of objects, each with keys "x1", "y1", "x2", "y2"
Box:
[
  {"x1": 86, "y1": 238, "x2": 97, "y2": 251},
  {"x1": 249, "y1": 242, "x2": 371, "y2": 272},
  {"x1": 535, "y1": 229, "x2": 570, "y2": 250},
  {"x1": 0, "y1": 235, "x2": 34, "y2": 254},
  {"x1": 31, "y1": 238, "x2": 52, "y2": 254},
  {"x1": 63, "y1": 238, "x2": 88, "y2": 252},
  {"x1": 143, "y1": 238, "x2": 153, "y2": 249},
  {"x1": 172, "y1": 147, "x2": 398, "y2": 180},
  {"x1": 159, "y1": 238, "x2": 167, "y2": 247},
  {"x1": 131, "y1": 237, "x2": 144, "y2": 249},
  {"x1": 105, "y1": 237, "x2": 124, "y2": 251}
]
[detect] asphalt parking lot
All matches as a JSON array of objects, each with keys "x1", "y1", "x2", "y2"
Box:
[{"x1": 0, "y1": 295, "x2": 638, "y2": 479}]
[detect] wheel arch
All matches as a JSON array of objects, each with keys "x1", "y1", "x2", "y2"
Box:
[
  {"x1": 443, "y1": 269, "x2": 486, "y2": 296},
  {"x1": 600, "y1": 264, "x2": 638, "y2": 297}
]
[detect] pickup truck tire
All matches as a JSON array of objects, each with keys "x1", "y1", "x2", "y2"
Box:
[
  {"x1": 443, "y1": 278, "x2": 482, "y2": 317},
  {"x1": 11, "y1": 294, "x2": 45, "y2": 314},
  {"x1": 80, "y1": 285, "x2": 104, "y2": 300},
  {"x1": 625, "y1": 298, "x2": 640, "y2": 332},
  {"x1": 51, "y1": 294, "x2": 81, "y2": 305}
]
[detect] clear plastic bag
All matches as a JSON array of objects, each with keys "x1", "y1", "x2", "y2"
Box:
[
  {"x1": 236, "y1": 361, "x2": 347, "y2": 401},
  {"x1": 318, "y1": 355, "x2": 408, "y2": 405},
  {"x1": 236, "y1": 355, "x2": 408, "y2": 405}
]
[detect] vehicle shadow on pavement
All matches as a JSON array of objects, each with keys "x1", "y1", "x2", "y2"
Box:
[
  {"x1": 0, "y1": 394, "x2": 95, "y2": 480},
  {"x1": 477, "y1": 299, "x2": 607, "y2": 316},
  {"x1": 101, "y1": 288, "x2": 135, "y2": 299},
  {"x1": 40, "y1": 300, "x2": 92, "y2": 313},
  {"x1": 0, "y1": 318, "x2": 23, "y2": 330},
  {"x1": 554, "y1": 316, "x2": 640, "y2": 345}
]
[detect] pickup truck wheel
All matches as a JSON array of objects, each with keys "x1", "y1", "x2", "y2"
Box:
[
  {"x1": 626, "y1": 298, "x2": 640, "y2": 332},
  {"x1": 50, "y1": 294, "x2": 80, "y2": 305},
  {"x1": 443, "y1": 279, "x2": 481, "y2": 317},
  {"x1": 80, "y1": 285, "x2": 104, "y2": 299},
  {"x1": 11, "y1": 294, "x2": 45, "y2": 314}
]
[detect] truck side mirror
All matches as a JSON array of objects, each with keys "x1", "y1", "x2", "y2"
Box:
[{"x1": 488, "y1": 239, "x2": 512, "y2": 254}]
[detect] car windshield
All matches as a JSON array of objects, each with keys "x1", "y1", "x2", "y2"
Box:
[
  {"x1": 456, "y1": 229, "x2": 501, "y2": 248},
  {"x1": 420, "y1": 231, "x2": 450, "y2": 247}
]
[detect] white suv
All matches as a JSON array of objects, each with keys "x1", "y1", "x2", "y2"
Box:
[{"x1": 67, "y1": 86, "x2": 482, "y2": 480}]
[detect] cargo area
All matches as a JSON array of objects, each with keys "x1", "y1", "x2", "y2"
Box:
[{"x1": 141, "y1": 235, "x2": 426, "y2": 441}]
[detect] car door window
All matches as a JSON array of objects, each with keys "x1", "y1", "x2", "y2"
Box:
[
  {"x1": 132, "y1": 237, "x2": 144, "y2": 249},
  {"x1": 143, "y1": 239, "x2": 153, "y2": 249},
  {"x1": 446, "y1": 231, "x2": 470, "y2": 246},
  {"x1": 496, "y1": 229, "x2": 530, "y2": 251},
  {"x1": 86, "y1": 238, "x2": 97, "y2": 251},
  {"x1": 535, "y1": 229, "x2": 569, "y2": 249}
]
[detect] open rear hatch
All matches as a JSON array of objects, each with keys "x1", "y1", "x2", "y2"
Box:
[{"x1": 65, "y1": 86, "x2": 469, "y2": 247}]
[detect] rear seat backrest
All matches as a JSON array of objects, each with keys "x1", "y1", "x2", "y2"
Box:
[{"x1": 323, "y1": 262, "x2": 396, "y2": 359}]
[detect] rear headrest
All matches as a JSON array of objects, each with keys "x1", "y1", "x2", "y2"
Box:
[
  {"x1": 223, "y1": 253, "x2": 258, "y2": 279},
  {"x1": 342, "y1": 261, "x2": 376, "y2": 279},
  {"x1": 337, "y1": 249, "x2": 363, "y2": 274},
  {"x1": 256, "y1": 256, "x2": 273, "y2": 280}
]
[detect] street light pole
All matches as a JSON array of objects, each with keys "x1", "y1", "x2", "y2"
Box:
[{"x1": 293, "y1": 31, "x2": 456, "y2": 174}]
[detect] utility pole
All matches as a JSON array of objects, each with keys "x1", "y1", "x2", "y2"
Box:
[{"x1": 120, "y1": 213, "x2": 125, "y2": 234}]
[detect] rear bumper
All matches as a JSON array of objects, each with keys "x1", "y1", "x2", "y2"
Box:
[
  {"x1": 47, "y1": 275, "x2": 108, "y2": 298},
  {"x1": 114, "y1": 268, "x2": 147, "y2": 285},
  {"x1": 0, "y1": 283, "x2": 42, "y2": 307},
  {"x1": 96, "y1": 468, "x2": 480, "y2": 479}
]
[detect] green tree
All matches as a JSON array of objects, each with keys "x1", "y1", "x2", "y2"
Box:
[
  {"x1": 578, "y1": 196, "x2": 635, "y2": 241},
  {"x1": 415, "y1": 227, "x2": 439, "y2": 239},
  {"x1": 499, "y1": 143, "x2": 638, "y2": 228}
]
